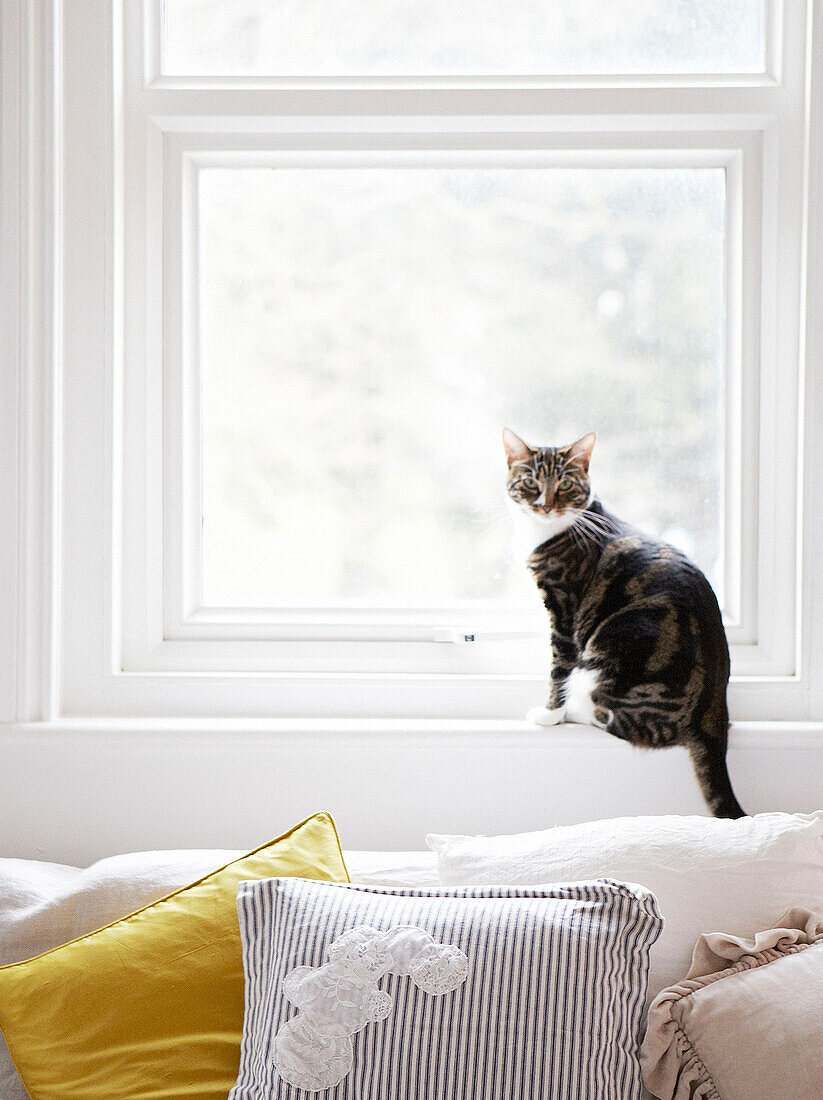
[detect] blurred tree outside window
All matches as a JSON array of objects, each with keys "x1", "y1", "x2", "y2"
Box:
[{"x1": 199, "y1": 167, "x2": 726, "y2": 610}]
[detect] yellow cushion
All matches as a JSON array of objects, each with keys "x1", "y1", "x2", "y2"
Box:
[{"x1": 0, "y1": 811, "x2": 349, "y2": 1100}]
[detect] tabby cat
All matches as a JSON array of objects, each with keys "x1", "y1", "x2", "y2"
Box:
[{"x1": 503, "y1": 427, "x2": 744, "y2": 819}]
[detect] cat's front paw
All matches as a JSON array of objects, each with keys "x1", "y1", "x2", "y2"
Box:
[{"x1": 526, "y1": 705, "x2": 566, "y2": 726}]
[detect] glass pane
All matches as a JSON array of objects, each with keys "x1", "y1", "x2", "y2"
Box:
[
  {"x1": 199, "y1": 166, "x2": 725, "y2": 609},
  {"x1": 164, "y1": 0, "x2": 766, "y2": 77}
]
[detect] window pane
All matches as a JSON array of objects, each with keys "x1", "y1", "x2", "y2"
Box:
[
  {"x1": 199, "y1": 166, "x2": 725, "y2": 609},
  {"x1": 164, "y1": 0, "x2": 766, "y2": 77}
]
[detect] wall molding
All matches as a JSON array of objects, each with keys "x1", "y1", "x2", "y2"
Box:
[
  {"x1": 1, "y1": 0, "x2": 63, "y2": 724},
  {"x1": 0, "y1": 0, "x2": 23, "y2": 720}
]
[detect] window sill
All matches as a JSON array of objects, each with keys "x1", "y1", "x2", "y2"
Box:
[{"x1": 2, "y1": 717, "x2": 823, "y2": 748}]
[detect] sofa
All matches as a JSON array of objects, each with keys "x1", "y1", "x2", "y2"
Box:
[{"x1": 0, "y1": 811, "x2": 821, "y2": 1099}]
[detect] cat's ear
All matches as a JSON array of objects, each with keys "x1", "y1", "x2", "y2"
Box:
[
  {"x1": 502, "y1": 428, "x2": 534, "y2": 466},
  {"x1": 564, "y1": 432, "x2": 596, "y2": 472}
]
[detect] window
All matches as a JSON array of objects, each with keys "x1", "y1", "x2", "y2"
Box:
[{"x1": 24, "y1": 0, "x2": 823, "y2": 721}]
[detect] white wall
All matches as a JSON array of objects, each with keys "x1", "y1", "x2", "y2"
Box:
[{"x1": 1, "y1": 720, "x2": 820, "y2": 865}]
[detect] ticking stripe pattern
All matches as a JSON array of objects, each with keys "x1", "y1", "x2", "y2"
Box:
[{"x1": 230, "y1": 879, "x2": 662, "y2": 1100}]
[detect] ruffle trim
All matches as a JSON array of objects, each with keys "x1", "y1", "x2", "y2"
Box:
[{"x1": 641, "y1": 907, "x2": 823, "y2": 1100}]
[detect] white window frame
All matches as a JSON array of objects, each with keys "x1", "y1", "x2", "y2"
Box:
[{"x1": 7, "y1": 0, "x2": 823, "y2": 724}]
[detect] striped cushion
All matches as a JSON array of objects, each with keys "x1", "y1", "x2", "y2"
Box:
[{"x1": 230, "y1": 878, "x2": 662, "y2": 1099}]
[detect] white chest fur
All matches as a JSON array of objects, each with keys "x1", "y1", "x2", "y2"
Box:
[{"x1": 509, "y1": 502, "x2": 577, "y2": 560}]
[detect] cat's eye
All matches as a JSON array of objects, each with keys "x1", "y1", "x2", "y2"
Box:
[
  {"x1": 558, "y1": 476, "x2": 574, "y2": 492},
  {"x1": 521, "y1": 477, "x2": 539, "y2": 490}
]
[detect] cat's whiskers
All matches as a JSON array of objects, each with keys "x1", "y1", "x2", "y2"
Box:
[
  {"x1": 564, "y1": 517, "x2": 585, "y2": 554},
  {"x1": 574, "y1": 507, "x2": 619, "y2": 532},
  {"x1": 568, "y1": 509, "x2": 618, "y2": 547}
]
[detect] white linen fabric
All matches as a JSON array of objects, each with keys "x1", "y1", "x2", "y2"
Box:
[
  {"x1": 342, "y1": 850, "x2": 439, "y2": 887},
  {"x1": 230, "y1": 877, "x2": 663, "y2": 1100},
  {"x1": 427, "y1": 811, "x2": 823, "y2": 1006}
]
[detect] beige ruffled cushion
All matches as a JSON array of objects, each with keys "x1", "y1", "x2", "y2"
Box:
[{"x1": 641, "y1": 908, "x2": 823, "y2": 1100}]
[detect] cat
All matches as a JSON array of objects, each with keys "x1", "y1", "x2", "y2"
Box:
[{"x1": 503, "y1": 427, "x2": 745, "y2": 819}]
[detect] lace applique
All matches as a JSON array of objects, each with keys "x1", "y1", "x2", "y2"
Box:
[
  {"x1": 409, "y1": 942, "x2": 470, "y2": 995},
  {"x1": 273, "y1": 924, "x2": 469, "y2": 1092}
]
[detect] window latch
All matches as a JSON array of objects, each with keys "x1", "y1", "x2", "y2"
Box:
[{"x1": 432, "y1": 628, "x2": 545, "y2": 644}]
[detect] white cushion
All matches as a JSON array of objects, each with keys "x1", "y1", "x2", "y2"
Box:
[
  {"x1": 427, "y1": 812, "x2": 823, "y2": 1005},
  {"x1": 341, "y1": 849, "x2": 438, "y2": 887}
]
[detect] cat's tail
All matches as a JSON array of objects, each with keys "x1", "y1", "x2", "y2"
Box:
[{"x1": 687, "y1": 730, "x2": 745, "y2": 819}]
